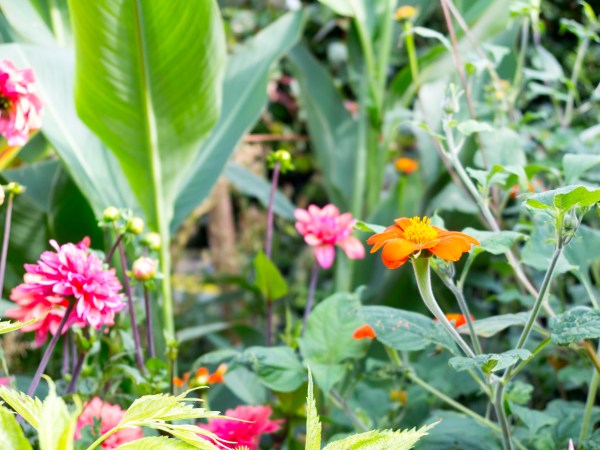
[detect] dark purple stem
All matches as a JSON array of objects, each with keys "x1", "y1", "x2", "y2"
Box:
[
  {"x1": 0, "y1": 194, "x2": 14, "y2": 297},
  {"x1": 28, "y1": 301, "x2": 75, "y2": 397},
  {"x1": 302, "y1": 262, "x2": 320, "y2": 334},
  {"x1": 105, "y1": 233, "x2": 124, "y2": 264},
  {"x1": 61, "y1": 333, "x2": 70, "y2": 377},
  {"x1": 118, "y1": 240, "x2": 146, "y2": 375},
  {"x1": 265, "y1": 162, "x2": 280, "y2": 259},
  {"x1": 66, "y1": 351, "x2": 85, "y2": 394},
  {"x1": 143, "y1": 286, "x2": 156, "y2": 359},
  {"x1": 265, "y1": 161, "x2": 281, "y2": 347}
]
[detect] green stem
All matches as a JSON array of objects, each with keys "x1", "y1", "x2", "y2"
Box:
[
  {"x1": 511, "y1": 17, "x2": 530, "y2": 104},
  {"x1": 562, "y1": 36, "x2": 590, "y2": 127},
  {"x1": 494, "y1": 382, "x2": 514, "y2": 450},
  {"x1": 508, "y1": 338, "x2": 551, "y2": 380},
  {"x1": 86, "y1": 426, "x2": 120, "y2": 450},
  {"x1": 330, "y1": 389, "x2": 369, "y2": 432},
  {"x1": 450, "y1": 282, "x2": 482, "y2": 355},
  {"x1": 376, "y1": 0, "x2": 396, "y2": 101},
  {"x1": 580, "y1": 272, "x2": 600, "y2": 309},
  {"x1": 403, "y1": 21, "x2": 420, "y2": 90},
  {"x1": 580, "y1": 365, "x2": 600, "y2": 442},
  {"x1": 412, "y1": 257, "x2": 475, "y2": 358}
]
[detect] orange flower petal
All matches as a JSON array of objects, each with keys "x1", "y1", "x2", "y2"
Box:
[
  {"x1": 394, "y1": 218, "x2": 412, "y2": 230},
  {"x1": 208, "y1": 364, "x2": 227, "y2": 384},
  {"x1": 429, "y1": 233, "x2": 477, "y2": 261},
  {"x1": 195, "y1": 367, "x2": 209, "y2": 378},
  {"x1": 382, "y1": 239, "x2": 417, "y2": 263},
  {"x1": 353, "y1": 324, "x2": 376, "y2": 340}
]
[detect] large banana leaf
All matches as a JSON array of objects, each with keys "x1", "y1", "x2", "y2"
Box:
[
  {"x1": 68, "y1": 0, "x2": 227, "y2": 338},
  {"x1": 172, "y1": 10, "x2": 305, "y2": 231},
  {"x1": 0, "y1": 44, "x2": 138, "y2": 215}
]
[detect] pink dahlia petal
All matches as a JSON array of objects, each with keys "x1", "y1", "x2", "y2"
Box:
[
  {"x1": 339, "y1": 236, "x2": 365, "y2": 260},
  {"x1": 322, "y1": 203, "x2": 339, "y2": 217},
  {"x1": 293, "y1": 208, "x2": 311, "y2": 223},
  {"x1": 304, "y1": 234, "x2": 321, "y2": 246},
  {"x1": 314, "y1": 245, "x2": 335, "y2": 270}
]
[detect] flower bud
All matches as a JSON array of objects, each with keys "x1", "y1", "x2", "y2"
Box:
[
  {"x1": 443, "y1": 84, "x2": 460, "y2": 115},
  {"x1": 103, "y1": 206, "x2": 120, "y2": 222},
  {"x1": 127, "y1": 217, "x2": 144, "y2": 235},
  {"x1": 132, "y1": 256, "x2": 157, "y2": 281},
  {"x1": 141, "y1": 232, "x2": 161, "y2": 251},
  {"x1": 395, "y1": 5, "x2": 417, "y2": 21},
  {"x1": 267, "y1": 149, "x2": 295, "y2": 174},
  {"x1": 5, "y1": 182, "x2": 25, "y2": 195}
]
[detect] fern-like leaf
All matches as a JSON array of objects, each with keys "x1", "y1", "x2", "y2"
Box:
[
  {"x1": 0, "y1": 385, "x2": 44, "y2": 429},
  {"x1": 0, "y1": 311, "x2": 49, "y2": 336},
  {"x1": 322, "y1": 422, "x2": 437, "y2": 450},
  {"x1": 306, "y1": 368, "x2": 321, "y2": 450},
  {"x1": 116, "y1": 436, "x2": 197, "y2": 449}
]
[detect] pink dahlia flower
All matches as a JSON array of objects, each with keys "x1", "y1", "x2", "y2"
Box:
[
  {"x1": 200, "y1": 404, "x2": 283, "y2": 450},
  {"x1": 75, "y1": 397, "x2": 143, "y2": 449},
  {"x1": 294, "y1": 204, "x2": 365, "y2": 269},
  {"x1": 0, "y1": 60, "x2": 43, "y2": 146},
  {"x1": 6, "y1": 238, "x2": 124, "y2": 341}
]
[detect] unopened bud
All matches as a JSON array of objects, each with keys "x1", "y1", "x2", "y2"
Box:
[
  {"x1": 267, "y1": 149, "x2": 295, "y2": 174},
  {"x1": 141, "y1": 232, "x2": 161, "y2": 251},
  {"x1": 5, "y1": 182, "x2": 25, "y2": 195},
  {"x1": 103, "y1": 206, "x2": 120, "y2": 222},
  {"x1": 443, "y1": 84, "x2": 460, "y2": 115},
  {"x1": 127, "y1": 217, "x2": 144, "y2": 235},
  {"x1": 132, "y1": 256, "x2": 157, "y2": 281},
  {"x1": 395, "y1": 5, "x2": 417, "y2": 21}
]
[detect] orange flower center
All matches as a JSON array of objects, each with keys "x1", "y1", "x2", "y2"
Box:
[{"x1": 403, "y1": 216, "x2": 438, "y2": 244}]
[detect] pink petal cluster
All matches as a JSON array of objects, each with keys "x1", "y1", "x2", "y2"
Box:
[
  {"x1": 0, "y1": 60, "x2": 43, "y2": 146},
  {"x1": 294, "y1": 204, "x2": 365, "y2": 269},
  {"x1": 75, "y1": 397, "x2": 143, "y2": 449},
  {"x1": 200, "y1": 405, "x2": 283, "y2": 450},
  {"x1": 5, "y1": 238, "x2": 124, "y2": 345}
]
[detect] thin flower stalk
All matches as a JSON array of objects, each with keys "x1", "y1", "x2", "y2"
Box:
[
  {"x1": 265, "y1": 161, "x2": 280, "y2": 260},
  {"x1": 67, "y1": 350, "x2": 85, "y2": 394},
  {"x1": 0, "y1": 192, "x2": 14, "y2": 296},
  {"x1": 27, "y1": 301, "x2": 75, "y2": 396},
  {"x1": 144, "y1": 287, "x2": 155, "y2": 359},
  {"x1": 302, "y1": 262, "x2": 319, "y2": 334},
  {"x1": 117, "y1": 240, "x2": 145, "y2": 374}
]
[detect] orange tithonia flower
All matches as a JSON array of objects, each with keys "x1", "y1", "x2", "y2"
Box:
[
  {"x1": 395, "y1": 157, "x2": 419, "y2": 174},
  {"x1": 173, "y1": 364, "x2": 227, "y2": 389},
  {"x1": 353, "y1": 324, "x2": 377, "y2": 340},
  {"x1": 436, "y1": 313, "x2": 474, "y2": 328},
  {"x1": 367, "y1": 216, "x2": 480, "y2": 269},
  {"x1": 395, "y1": 5, "x2": 417, "y2": 20}
]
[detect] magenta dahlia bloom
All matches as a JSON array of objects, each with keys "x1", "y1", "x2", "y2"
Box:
[
  {"x1": 200, "y1": 405, "x2": 283, "y2": 450},
  {"x1": 75, "y1": 397, "x2": 143, "y2": 449},
  {"x1": 0, "y1": 60, "x2": 43, "y2": 146},
  {"x1": 6, "y1": 238, "x2": 124, "y2": 339},
  {"x1": 294, "y1": 204, "x2": 365, "y2": 269}
]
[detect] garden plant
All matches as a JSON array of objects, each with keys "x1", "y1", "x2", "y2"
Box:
[{"x1": 0, "y1": 0, "x2": 598, "y2": 449}]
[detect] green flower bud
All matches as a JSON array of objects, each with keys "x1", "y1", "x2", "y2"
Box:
[
  {"x1": 103, "y1": 206, "x2": 120, "y2": 222},
  {"x1": 5, "y1": 182, "x2": 25, "y2": 195},
  {"x1": 141, "y1": 232, "x2": 161, "y2": 251},
  {"x1": 127, "y1": 217, "x2": 144, "y2": 235}
]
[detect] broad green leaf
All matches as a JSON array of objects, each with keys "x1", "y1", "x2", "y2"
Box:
[
  {"x1": 525, "y1": 185, "x2": 600, "y2": 212},
  {"x1": 116, "y1": 437, "x2": 196, "y2": 450},
  {"x1": 0, "y1": 385, "x2": 43, "y2": 429},
  {"x1": 318, "y1": 0, "x2": 354, "y2": 16},
  {"x1": 361, "y1": 306, "x2": 458, "y2": 353},
  {"x1": 521, "y1": 217, "x2": 574, "y2": 275},
  {"x1": 253, "y1": 252, "x2": 288, "y2": 302},
  {"x1": 0, "y1": 45, "x2": 138, "y2": 217},
  {"x1": 419, "y1": 411, "x2": 501, "y2": 450},
  {"x1": 240, "y1": 346, "x2": 304, "y2": 392},
  {"x1": 0, "y1": 405, "x2": 31, "y2": 450},
  {"x1": 299, "y1": 292, "x2": 365, "y2": 393},
  {"x1": 323, "y1": 422, "x2": 437, "y2": 450},
  {"x1": 477, "y1": 128, "x2": 527, "y2": 167},
  {"x1": 511, "y1": 404, "x2": 557, "y2": 438},
  {"x1": 224, "y1": 164, "x2": 295, "y2": 219},
  {"x1": 223, "y1": 365, "x2": 267, "y2": 405},
  {"x1": 410, "y1": 27, "x2": 452, "y2": 52},
  {"x1": 69, "y1": 0, "x2": 227, "y2": 337},
  {"x1": 38, "y1": 379, "x2": 80, "y2": 450},
  {"x1": 449, "y1": 349, "x2": 532, "y2": 374},
  {"x1": 564, "y1": 225, "x2": 600, "y2": 273},
  {"x1": 550, "y1": 307, "x2": 600, "y2": 345},
  {"x1": 176, "y1": 322, "x2": 231, "y2": 344},
  {"x1": 354, "y1": 221, "x2": 386, "y2": 233},
  {"x1": 463, "y1": 228, "x2": 525, "y2": 256},
  {"x1": 306, "y1": 368, "x2": 321, "y2": 450},
  {"x1": 563, "y1": 154, "x2": 600, "y2": 183},
  {"x1": 288, "y1": 43, "x2": 357, "y2": 211},
  {"x1": 457, "y1": 120, "x2": 494, "y2": 136},
  {"x1": 459, "y1": 313, "x2": 529, "y2": 338},
  {"x1": 172, "y1": 11, "x2": 305, "y2": 230}
]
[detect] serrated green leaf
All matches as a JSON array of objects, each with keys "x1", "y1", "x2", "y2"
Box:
[
  {"x1": 457, "y1": 120, "x2": 494, "y2": 136},
  {"x1": 0, "y1": 405, "x2": 31, "y2": 450},
  {"x1": 306, "y1": 368, "x2": 321, "y2": 450},
  {"x1": 0, "y1": 311, "x2": 48, "y2": 335},
  {"x1": 0, "y1": 385, "x2": 43, "y2": 429},
  {"x1": 463, "y1": 228, "x2": 525, "y2": 256},
  {"x1": 323, "y1": 422, "x2": 437, "y2": 450},
  {"x1": 121, "y1": 393, "x2": 218, "y2": 425},
  {"x1": 550, "y1": 307, "x2": 600, "y2": 345},
  {"x1": 116, "y1": 437, "x2": 196, "y2": 450},
  {"x1": 240, "y1": 346, "x2": 304, "y2": 392},
  {"x1": 525, "y1": 185, "x2": 600, "y2": 212},
  {"x1": 38, "y1": 379, "x2": 80, "y2": 450},
  {"x1": 449, "y1": 349, "x2": 532, "y2": 374},
  {"x1": 361, "y1": 306, "x2": 458, "y2": 354},
  {"x1": 253, "y1": 251, "x2": 288, "y2": 302}
]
